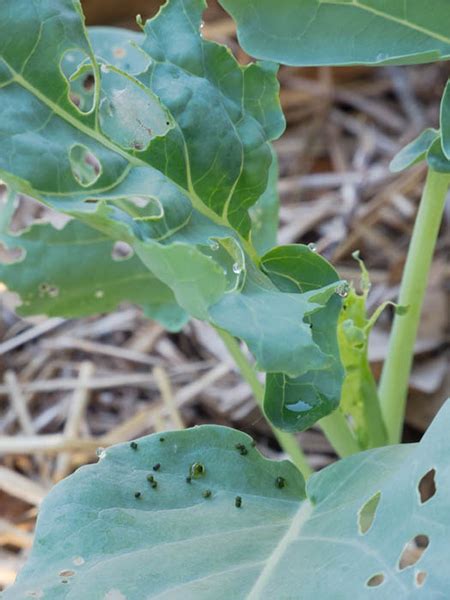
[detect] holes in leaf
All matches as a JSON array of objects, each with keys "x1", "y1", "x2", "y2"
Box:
[
  {"x1": 366, "y1": 573, "x2": 385, "y2": 587},
  {"x1": 112, "y1": 241, "x2": 133, "y2": 261},
  {"x1": 69, "y1": 144, "x2": 102, "y2": 187},
  {"x1": 357, "y1": 491, "x2": 381, "y2": 535},
  {"x1": 398, "y1": 534, "x2": 429, "y2": 570},
  {"x1": 415, "y1": 570, "x2": 427, "y2": 587},
  {"x1": 418, "y1": 468, "x2": 436, "y2": 504},
  {"x1": 0, "y1": 242, "x2": 24, "y2": 265},
  {"x1": 59, "y1": 570, "x2": 75, "y2": 578},
  {"x1": 115, "y1": 196, "x2": 164, "y2": 222},
  {"x1": 98, "y1": 67, "x2": 171, "y2": 150},
  {"x1": 61, "y1": 49, "x2": 96, "y2": 113}
]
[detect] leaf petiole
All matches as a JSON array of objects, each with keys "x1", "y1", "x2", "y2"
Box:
[{"x1": 215, "y1": 327, "x2": 313, "y2": 478}]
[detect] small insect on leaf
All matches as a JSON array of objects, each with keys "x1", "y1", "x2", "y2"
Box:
[
  {"x1": 146, "y1": 474, "x2": 154, "y2": 483},
  {"x1": 203, "y1": 489, "x2": 212, "y2": 499},
  {"x1": 235, "y1": 443, "x2": 248, "y2": 456},
  {"x1": 159, "y1": 437, "x2": 165, "y2": 443},
  {"x1": 134, "y1": 491, "x2": 141, "y2": 499},
  {"x1": 130, "y1": 441, "x2": 138, "y2": 450},
  {"x1": 275, "y1": 477, "x2": 286, "y2": 489},
  {"x1": 186, "y1": 476, "x2": 192, "y2": 484},
  {"x1": 153, "y1": 463, "x2": 161, "y2": 471}
]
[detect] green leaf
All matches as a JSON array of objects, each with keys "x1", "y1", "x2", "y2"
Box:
[
  {"x1": 426, "y1": 137, "x2": 450, "y2": 173},
  {"x1": 390, "y1": 128, "x2": 439, "y2": 172},
  {"x1": 88, "y1": 27, "x2": 149, "y2": 75},
  {"x1": 249, "y1": 147, "x2": 279, "y2": 255},
  {"x1": 0, "y1": 0, "x2": 343, "y2": 402},
  {"x1": 6, "y1": 400, "x2": 450, "y2": 599},
  {"x1": 439, "y1": 80, "x2": 450, "y2": 161},
  {"x1": 0, "y1": 220, "x2": 188, "y2": 331},
  {"x1": 261, "y1": 245, "x2": 344, "y2": 431},
  {"x1": 337, "y1": 253, "x2": 387, "y2": 448},
  {"x1": 219, "y1": 0, "x2": 450, "y2": 66}
]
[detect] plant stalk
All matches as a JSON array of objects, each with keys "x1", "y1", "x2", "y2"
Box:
[
  {"x1": 379, "y1": 168, "x2": 450, "y2": 444},
  {"x1": 319, "y1": 409, "x2": 361, "y2": 457},
  {"x1": 215, "y1": 328, "x2": 313, "y2": 479}
]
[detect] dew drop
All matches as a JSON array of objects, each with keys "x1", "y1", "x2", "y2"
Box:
[
  {"x1": 96, "y1": 447, "x2": 106, "y2": 460},
  {"x1": 307, "y1": 242, "x2": 317, "y2": 252},
  {"x1": 209, "y1": 240, "x2": 219, "y2": 251},
  {"x1": 101, "y1": 64, "x2": 110, "y2": 73},
  {"x1": 232, "y1": 262, "x2": 242, "y2": 274},
  {"x1": 336, "y1": 282, "x2": 350, "y2": 298}
]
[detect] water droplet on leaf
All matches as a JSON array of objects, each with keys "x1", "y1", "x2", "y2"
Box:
[
  {"x1": 336, "y1": 282, "x2": 350, "y2": 298},
  {"x1": 307, "y1": 242, "x2": 317, "y2": 252}
]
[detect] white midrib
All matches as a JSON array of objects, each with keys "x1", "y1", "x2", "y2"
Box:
[{"x1": 246, "y1": 500, "x2": 314, "y2": 600}]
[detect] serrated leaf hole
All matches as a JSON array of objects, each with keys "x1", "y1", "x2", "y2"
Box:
[
  {"x1": 398, "y1": 534, "x2": 429, "y2": 570},
  {"x1": 418, "y1": 468, "x2": 436, "y2": 504},
  {"x1": 366, "y1": 573, "x2": 385, "y2": 587},
  {"x1": 357, "y1": 491, "x2": 381, "y2": 535},
  {"x1": 69, "y1": 144, "x2": 101, "y2": 187}
]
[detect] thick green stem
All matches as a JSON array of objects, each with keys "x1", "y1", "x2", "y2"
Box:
[
  {"x1": 379, "y1": 168, "x2": 450, "y2": 444},
  {"x1": 215, "y1": 328, "x2": 312, "y2": 479},
  {"x1": 319, "y1": 410, "x2": 361, "y2": 457}
]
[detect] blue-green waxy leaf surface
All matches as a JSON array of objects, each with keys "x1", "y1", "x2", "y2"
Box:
[
  {"x1": 0, "y1": 0, "x2": 344, "y2": 427},
  {"x1": 219, "y1": 0, "x2": 450, "y2": 67},
  {"x1": 5, "y1": 400, "x2": 450, "y2": 599},
  {"x1": 261, "y1": 245, "x2": 344, "y2": 431},
  {"x1": 438, "y1": 80, "x2": 450, "y2": 164},
  {"x1": 0, "y1": 220, "x2": 188, "y2": 331},
  {"x1": 390, "y1": 128, "x2": 440, "y2": 173}
]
